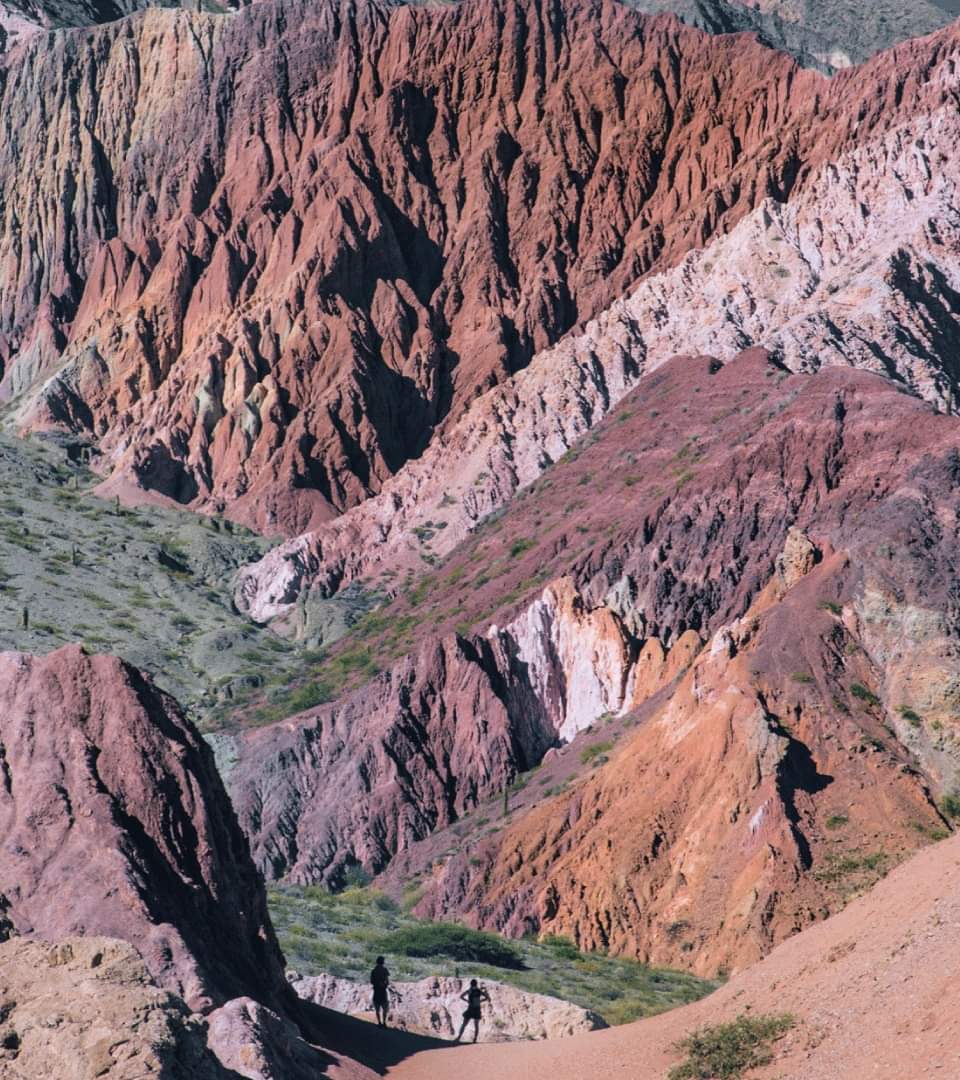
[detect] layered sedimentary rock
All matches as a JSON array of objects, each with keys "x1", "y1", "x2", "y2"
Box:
[
  {"x1": 4, "y1": 0, "x2": 960, "y2": 536},
  {"x1": 221, "y1": 632, "x2": 559, "y2": 884},
  {"x1": 238, "y1": 62, "x2": 960, "y2": 624},
  {"x1": 0, "y1": 644, "x2": 291, "y2": 1013},
  {"x1": 223, "y1": 348, "x2": 960, "y2": 959},
  {"x1": 420, "y1": 553, "x2": 946, "y2": 973},
  {"x1": 293, "y1": 972, "x2": 607, "y2": 1041}
]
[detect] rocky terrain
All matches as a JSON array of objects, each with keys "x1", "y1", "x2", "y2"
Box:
[
  {"x1": 629, "y1": 0, "x2": 959, "y2": 71},
  {"x1": 218, "y1": 348, "x2": 959, "y2": 977},
  {"x1": 0, "y1": 640, "x2": 443, "y2": 1077},
  {"x1": 0, "y1": 644, "x2": 292, "y2": 1011},
  {"x1": 3, "y1": 0, "x2": 956, "y2": 63},
  {"x1": 238, "y1": 45, "x2": 960, "y2": 627},
  {"x1": 0, "y1": 0, "x2": 248, "y2": 52},
  {"x1": 5, "y1": 0, "x2": 960, "y2": 540},
  {"x1": 0, "y1": 937, "x2": 233, "y2": 1080},
  {"x1": 294, "y1": 972, "x2": 606, "y2": 1041},
  {"x1": 3, "y1": 0, "x2": 960, "y2": 1071},
  {"x1": 387, "y1": 830, "x2": 960, "y2": 1080}
]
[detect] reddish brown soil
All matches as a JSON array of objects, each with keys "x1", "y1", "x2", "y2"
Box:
[{"x1": 385, "y1": 833, "x2": 960, "y2": 1080}]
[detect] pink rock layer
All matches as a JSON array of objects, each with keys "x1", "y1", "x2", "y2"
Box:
[
  {"x1": 3, "y1": 0, "x2": 959, "y2": 534},
  {"x1": 0, "y1": 644, "x2": 291, "y2": 1014}
]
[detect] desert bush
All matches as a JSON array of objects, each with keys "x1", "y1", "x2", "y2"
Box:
[
  {"x1": 581, "y1": 740, "x2": 615, "y2": 765},
  {"x1": 509, "y1": 537, "x2": 535, "y2": 558},
  {"x1": 897, "y1": 705, "x2": 923, "y2": 728},
  {"x1": 669, "y1": 1013, "x2": 795, "y2": 1079},
  {"x1": 850, "y1": 683, "x2": 880, "y2": 707},
  {"x1": 375, "y1": 922, "x2": 526, "y2": 970},
  {"x1": 286, "y1": 682, "x2": 332, "y2": 712},
  {"x1": 814, "y1": 850, "x2": 887, "y2": 884}
]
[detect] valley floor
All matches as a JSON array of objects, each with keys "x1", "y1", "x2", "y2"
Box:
[{"x1": 384, "y1": 834, "x2": 960, "y2": 1080}]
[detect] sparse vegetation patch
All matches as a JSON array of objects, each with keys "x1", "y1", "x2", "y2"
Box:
[
  {"x1": 580, "y1": 740, "x2": 615, "y2": 765},
  {"x1": 268, "y1": 886, "x2": 717, "y2": 1025},
  {"x1": 669, "y1": 1013, "x2": 795, "y2": 1080}
]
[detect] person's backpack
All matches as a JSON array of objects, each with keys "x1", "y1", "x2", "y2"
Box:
[{"x1": 372, "y1": 966, "x2": 389, "y2": 990}]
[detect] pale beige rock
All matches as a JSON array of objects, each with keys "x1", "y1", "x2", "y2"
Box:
[
  {"x1": 292, "y1": 973, "x2": 606, "y2": 1043},
  {"x1": 489, "y1": 577, "x2": 635, "y2": 741},
  {"x1": 206, "y1": 996, "x2": 355, "y2": 1079},
  {"x1": 774, "y1": 527, "x2": 819, "y2": 594},
  {"x1": 0, "y1": 936, "x2": 229, "y2": 1080}
]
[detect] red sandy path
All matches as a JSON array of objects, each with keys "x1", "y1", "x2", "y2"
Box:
[{"x1": 383, "y1": 835, "x2": 960, "y2": 1080}]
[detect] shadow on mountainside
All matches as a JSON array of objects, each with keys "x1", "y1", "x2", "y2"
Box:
[{"x1": 296, "y1": 999, "x2": 454, "y2": 1073}]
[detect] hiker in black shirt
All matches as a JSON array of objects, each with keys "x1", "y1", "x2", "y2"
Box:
[
  {"x1": 371, "y1": 956, "x2": 391, "y2": 1027},
  {"x1": 455, "y1": 979, "x2": 491, "y2": 1043}
]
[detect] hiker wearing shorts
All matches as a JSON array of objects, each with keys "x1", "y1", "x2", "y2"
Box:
[
  {"x1": 371, "y1": 955, "x2": 391, "y2": 1027},
  {"x1": 455, "y1": 979, "x2": 491, "y2": 1043}
]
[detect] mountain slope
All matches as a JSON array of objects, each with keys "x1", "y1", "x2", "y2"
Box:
[
  {"x1": 219, "y1": 349, "x2": 958, "y2": 977},
  {"x1": 629, "y1": 0, "x2": 959, "y2": 70},
  {"x1": 237, "y1": 66, "x2": 960, "y2": 627},
  {"x1": 3, "y1": 0, "x2": 954, "y2": 68},
  {"x1": 387, "y1": 832, "x2": 960, "y2": 1080},
  {"x1": 0, "y1": 643, "x2": 291, "y2": 1013},
  {"x1": 3, "y1": 0, "x2": 958, "y2": 538},
  {"x1": 0, "y1": 0, "x2": 803, "y2": 532}
]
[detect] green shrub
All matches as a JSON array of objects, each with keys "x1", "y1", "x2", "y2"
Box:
[
  {"x1": 287, "y1": 682, "x2": 332, "y2": 712},
  {"x1": 814, "y1": 850, "x2": 887, "y2": 885},
  {"x1": 824, "y1": 814, "x2": 848, "y2": 830},
  {"x1": 509, "y1": 537, "x2": 535, "y2": 558},
  {"x1": 669, "y1": 1014, "x2": 795, "y2": 1079},
  {"x1": 897, "y1": 705, "x2": 923, "y2": 728},
  {"x1": 580, "y1": 740, "x2": 615, "y2": 765},
  {"x1": 341, "y1": 865, "x2": 372, "y2": 890},
  {"x1": 850, "y1": 683, "x2": 880, "y2": 707},
  {"x1": 818, "y1": 600, "x2": 842, "y2": 615},
  {"x1": 791, "y1": 672, "x2": 814, "y2": 684},
  {"x1": 374, "y1": 922, "x2": 526, "y2": 970},
  {"x1": 941, "y1": 793, "x2": 960, "y2": 819},
  {"x1": 912, "y1": 821, "x2": 950, "y2": 841},
  {"x1": 540, "y1": 934, "x2": 580, "y2": 961}
]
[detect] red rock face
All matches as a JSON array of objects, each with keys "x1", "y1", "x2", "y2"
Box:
[
  {"x1": 0, "y1": 644, "x2": 292, "y2": 1014},
  {"x1": 417, "y1": 558, "x2": 946, "y2": 974},
  {"x1": 223, "y1": 633, "x2": 559, "y2": 885},
  {"x1": 222, "y1": 350, "x2": 960, "y2": 967},
  {"x1": 4, "y1": 0, "x2": 958, "y2": 533}
]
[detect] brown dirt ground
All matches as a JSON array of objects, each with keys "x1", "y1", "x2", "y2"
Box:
[{"x1": 381, "y1": 833, "x2": 960, "y2": 1080}]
